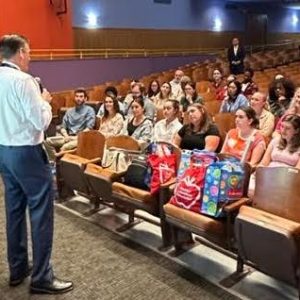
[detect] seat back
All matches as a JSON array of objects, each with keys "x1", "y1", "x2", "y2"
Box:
[
  {"x1": 213, "y1": 113, "x2": 236, "y2": 141},
  {"x1": 76, "y1": 130, "x2": 106, "y2": 160},
  {"x1": 253, "y1": 167, "x2": 300, "y2": 222},
  {"x1": 205, "y1": 100, "x2": 221, "y2": 116},
  {"x1": 105, "y1": 135, "x2": 140, "y2": 151}
]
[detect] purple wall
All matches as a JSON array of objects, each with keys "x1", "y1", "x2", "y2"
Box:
[{"x1": 29, "y1": 55, "x2": 213, "y2": 92}]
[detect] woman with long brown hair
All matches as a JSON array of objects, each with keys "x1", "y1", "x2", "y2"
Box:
[{"x1": 173, "y1": 103, "x2": 221, "y2": 151}]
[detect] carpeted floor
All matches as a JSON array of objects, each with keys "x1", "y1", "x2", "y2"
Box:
[{"x1": 0, "y1": 183, "x2": 240, "y2": 300}]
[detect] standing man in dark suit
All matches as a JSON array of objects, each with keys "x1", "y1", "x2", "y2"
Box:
[
  {"x1": 227, "y1": 37, "x2": 246, "y2": 75},
  {"x1": 0, "y1": 34, "x2": 73, "y2": 294}
]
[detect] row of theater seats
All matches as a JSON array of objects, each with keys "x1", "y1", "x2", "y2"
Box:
[
  {"x1": 49, "y1": 48, "x2": 300, "y2": 120},
  {"x1": 55, "y1": 130, "x2": 300, "y2": 297}
]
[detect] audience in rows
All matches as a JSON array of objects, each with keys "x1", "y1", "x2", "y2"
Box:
[{"x1": 49, "y1": 65, "x2": 300, "y2": 199}]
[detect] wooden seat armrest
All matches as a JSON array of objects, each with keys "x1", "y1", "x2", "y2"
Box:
[
  {"x1": 55, "y1": 148, "x2": 76, "y2": 158},
  {"x1": 223, "y1": 197, "x2": 252, "y2": 213},
  {"x1": 86, "y1": 157, "x2": 101, "y2": 165},
  {"x1": 80, "y1": 157, "x2": 102, "y2": 170}
]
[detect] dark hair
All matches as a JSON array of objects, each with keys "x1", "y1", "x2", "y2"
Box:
[
  {"x1": 211, "y1": 68, "x2": 223, "y2": 81},
  {"x1": 166, "y1": 99, "x2": 180, "y2": 113},
  {"x1": 187, "y1": 103, "x2": 212, "y2": 134},
  {"x1": 244, "y1": 68, "x2": 254, "y2": 78},
  {"x1": 103, "y1": 92, "x2": 120, "y2": 119},
  {"x1": 0, "y1": 34, "x2": 28, "y2": 59},
  {"x1": 74, "y1": 87, "x2": 88, "y2": 99},
  {"x1": 268, "y1": 78, "x2": 295, "y2": 103},
  {"x1": 105, "y1": 86, "x2": 118, "y2": 97},
  {"x1": 228, "y1": 80, "x2": 242, "y2": 98},
  {"x1": 159, "y1": 81, "x2": 172, "y2": 99},
  {"x1": 184, "y1": 81, "x2": 198, "y2": 101},
  {"x1": 278, "y1": 114, "x2": 300, "y2": 153},
  {"x1": 237, "y1": 106, "x2": 259, "y2": 129},
  {"x1": 132, "y1": 96, "x2": 145, "y2": 109},
  {"x1": 147, "y1": 80, "x2": 160, "y2": 98}
]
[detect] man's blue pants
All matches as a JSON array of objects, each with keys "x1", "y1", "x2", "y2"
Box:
[{"x1": 0, "y1": 144, "x2": 54, "y2": 284}]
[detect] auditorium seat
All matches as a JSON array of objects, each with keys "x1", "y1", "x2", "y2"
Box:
[
  {"x1": 56, "y1": 130, "x2": 105, "y2": 200},
  {"x1": 163, "y1": 155, "x2": 251, "y2": 255},
  {"x1": 235, "y1": 167, "x2": 300, "y2": 297}
]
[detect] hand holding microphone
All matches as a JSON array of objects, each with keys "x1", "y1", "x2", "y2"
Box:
[{"x1": 35, "y1": 77, "x2": 52, "y2": 103}]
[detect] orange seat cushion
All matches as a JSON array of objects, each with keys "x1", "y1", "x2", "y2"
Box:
[
  {"x1": 112, "y1": 182, "x2": 156, "y2": 204},
  {"x1": 164, "y1": 203, "x2": 225, "y2": 236},
  {"x1": 85, "y1": 163, "x2": 125, "y2": 182}
]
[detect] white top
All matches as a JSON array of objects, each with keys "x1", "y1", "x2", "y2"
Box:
[
  {"x1": 169, "y1": 80, "x2": 182, "y2": 101},
  {"x1": 0, "y1": 61, "x2": 52, "y2": 146},
  {"x1": 153, "y1": 118, "x2": 182, "y2": 142}
]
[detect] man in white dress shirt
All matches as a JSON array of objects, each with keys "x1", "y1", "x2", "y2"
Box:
[{"x1": 0, "y1": 34, "x2": 73, "y2": 294}]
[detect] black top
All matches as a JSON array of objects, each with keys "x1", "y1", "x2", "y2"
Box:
[
  {"x1": 127, "y1": 120, "x2": 139, "y2": 136},
  {"x1": 178, "y1": 123, "x2": 221, "y2": 151}
]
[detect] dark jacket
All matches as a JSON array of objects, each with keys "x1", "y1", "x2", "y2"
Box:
[{"x1": 227, "y1": 45, "x2": 246, "y2": 75}]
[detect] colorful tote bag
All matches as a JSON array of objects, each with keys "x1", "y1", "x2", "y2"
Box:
[
  {"x1": 201, "y1": 161, "x2": 245, "y2": 217},
  {"x1": 169, "y1": 164, "x2": 206, "y2": 213}
]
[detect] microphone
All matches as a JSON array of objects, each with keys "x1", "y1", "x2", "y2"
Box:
[{"x1": 35, "y1": 77, "x2": 44, "y2": 93}]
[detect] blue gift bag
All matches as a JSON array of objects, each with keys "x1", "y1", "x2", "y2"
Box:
[{"x1": 201, "y1": 161, "x2": 245, "y2": 217}]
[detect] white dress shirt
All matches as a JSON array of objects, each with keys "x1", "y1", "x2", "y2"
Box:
[{"x1": 0, "y1": 61, "x2": 52, "y2": 146}]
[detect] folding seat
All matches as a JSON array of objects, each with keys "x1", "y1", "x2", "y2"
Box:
[
  {"x1": 163, "y1": 154, "x2": 252, "y2": 254},
  {"x1": 56, "y1": 130, "x2": 105, "y2": 200},
  {"x1": 213, "y1": 113, "x2": 236, "y2": 143},
  {"x1": 205, "y1": 100, "x2": 222, "y2": 117},
  {"x1": 107, "y1": 142, "x2": 181, "y2": 249},
  {"x1": 235, "y1": 167, "x2": 300, "y2": 296},
  {"x1": 84, "y1": 135, "x2": 141, "y2": 212}
]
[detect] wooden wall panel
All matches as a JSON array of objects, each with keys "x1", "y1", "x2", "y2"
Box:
[
  {"x1": 74, "y1": 28, "x2": 243, "y2": 50},
  {"x1": 74, "y1": 28, "x2": 300, "y2": 51}
]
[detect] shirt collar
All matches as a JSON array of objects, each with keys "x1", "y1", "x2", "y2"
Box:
[{"x1": 1, "y1": 60, "x2": 21, "y2": 70}]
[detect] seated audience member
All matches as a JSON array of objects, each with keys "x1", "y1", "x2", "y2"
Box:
[
  {"x1": 121, "y1": 96, "x2": 153, "y2": 147},
  {"x1": 221, "y1": 106, "x2": 266, "y2": 166},
  {"x1": 180, "y1": 81, "x2": 204, "y2": 113},
  {"x1": 274, "y1": 87, "x2": 300, "y2": 137},
  {"x1": 248, "y1": 115, "x2": 300, "y2": 196},
  {"x1": 268, "y1": 78, "x2": 295, "y2": 119},
  {"x1": 44, "y1": 88, "x2": 95, "y2": 161},
  {"x1": 98, "y1": 93, "x2": 124, "y2": 137},
  {"x1": 153, "y1": 99, "x2": 182, "y2": 142},
  {"x1": 173, "y1": 75, "x2": 191, "y2": 101},
  {"x1": 147, "y1": 79, "x2": 160, "y2": 100},
  {"x1": 250, "y1": 92, "x2": 275, "y2": 138},
  {"x1": 220, "y1": 80, "x2": 249, "y2": 113},
  {"x1": 210, "y1": 68, "x2": 226, "y2": 101},
  {"x1": 173, "y1": 103, "x2": 221, "y2": 151},
  {"x1": 124, "y1": 82, "x2": 156, "y2": 121},
  {"x1": 260, "y1": 115, "x2": 300, "y2": 168},
  {"x1": 97, "y1": 86, "x2": 125, "y2": 117},
  {"x1": 170, "y1": 69, "x2": 184, "y2": 100},
  {"x1": 241, "y1": 68, "x2": 258, "y2": 100},
  {"x1": 123, "y1": 79, "x2": 140, "y2": 109},
  {"x1": 153, "y1": 82, "x2": 172, "y2": 109}
]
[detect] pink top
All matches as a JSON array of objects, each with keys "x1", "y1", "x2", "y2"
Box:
[{"x1": 269, "y1": 138, "x2": 300, "y2": 167}]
